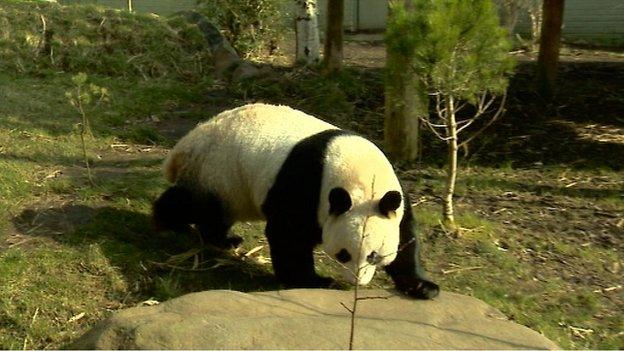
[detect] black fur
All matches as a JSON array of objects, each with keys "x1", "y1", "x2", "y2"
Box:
[
  {"x1": 384, "y1": 193, "x2": 440, "y2": 299},
  {"x1": 153, "y1": 185, "x2": 241, "y2": 249},
  {"x1": 329, "y1": 187, "x2": 352, "y2": 215},
  {"x1": 379, "y1": 190, "x2": 402, "y2": 217},
  {"x1": 261, "y1": 129, "x2": 349, "y2": 287},
  {"x1": 152, "y1": 185, "x2": 194, "y2": 233},
  {"x1": 335, "y1": 248, "x2": 352, "y2": 263}
]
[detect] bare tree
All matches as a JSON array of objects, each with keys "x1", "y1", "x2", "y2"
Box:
[
  {"x1": 295, "y1": 0, "x2": 321, "y2": 64},
  {"x1": 422, "y1": 92, "x2": 507, "y2": 227},
  {"x1": 323, "y1": 0, "x2": 344, "y2": 75},
  {"x1": 536, "y1": 0, "x2": 565, "y2": 99}
]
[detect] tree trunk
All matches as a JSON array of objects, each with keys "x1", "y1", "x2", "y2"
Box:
[
  {"x1": 443, "y1": 95, "x2": 458, "y2": 228},
  {"x1": 295, "y1": 0, "x2": 321, "y2": 65},
  {"x1": 528, "y1": 2, "x2": 543, "y2": 50},
  {"x1": 323, "y1": 0, "x2": 344, "y2": 75},
  {"x1": 498, "y1": 0, "x2": 520, "y2": 38},
  {"x1": 127, "y1": 0, "x2": 133, "y2": 12},
  {"x1": 384, "y1": 0, "x2": 424, "y2": 162},
  {"x1": 536, "y1": 0, "x2": 565, "y2": 99}
]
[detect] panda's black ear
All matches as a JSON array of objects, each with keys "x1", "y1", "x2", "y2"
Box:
[
  {"x1": 379, "y1": 191, "x2": 402, "y2": 217},
  {"x1": 329, "y1": 187, "x2": 352, "y2": 215}
]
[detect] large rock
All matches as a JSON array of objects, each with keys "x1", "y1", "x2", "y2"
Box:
[{"x1": 68, "y1": 289, "x2": 558, "y2": 350}]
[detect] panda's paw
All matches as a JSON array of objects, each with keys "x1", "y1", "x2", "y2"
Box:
[{"x1": 394, "y1": 276, "x2": 440, "y2": 300}]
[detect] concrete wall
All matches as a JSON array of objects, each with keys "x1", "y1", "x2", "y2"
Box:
[
  {"x1": 317, "y1": 0, "x2": 386, "y2": 33},
  {"x1": 516, "y1": 0, "x2": 624, "y2": 47}
]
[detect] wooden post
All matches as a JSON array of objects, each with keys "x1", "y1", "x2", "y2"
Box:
[
  {"x1": 323, "y1": 0, "x2": 344, "y2": 75},
  {"x1": 536, "y1": 0, "x2": 565, "y2": 99}
]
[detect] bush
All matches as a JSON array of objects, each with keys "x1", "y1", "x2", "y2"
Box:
[
  {"x1": 0, "y1": 0, "x2": 212, "y2": 79},
  {"x1": 196, "y1": 0, "x2": 289, "y2": 57}
]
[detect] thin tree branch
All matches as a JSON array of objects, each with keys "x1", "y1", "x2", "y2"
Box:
[
  {"x1": 419, "y1": 115, "x2": 454, "y2": 141},
  {"x1": 458, "y1": 91, "x2": 507, "y2": 148}
]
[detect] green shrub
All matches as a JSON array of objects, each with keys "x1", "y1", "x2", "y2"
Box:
[{"x1": 0, "y1": 0, "x2": 212, "y2": 79}]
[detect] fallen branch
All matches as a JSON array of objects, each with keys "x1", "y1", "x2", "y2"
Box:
[{"x1": 442, "y1": 266, "x2": 484, "y2": 275}]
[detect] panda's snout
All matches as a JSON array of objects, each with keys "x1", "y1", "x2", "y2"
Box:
[
  {"x1": 335, "y1": 248, "x2": 352, "y2": 263},
  {"x1": 366, "y1": 251, "x2": 382, "y2": 265}
]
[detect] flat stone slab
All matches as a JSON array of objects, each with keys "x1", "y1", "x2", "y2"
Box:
[{"x1": 68, "y1": 289, "x2": 558, "y2": 349}]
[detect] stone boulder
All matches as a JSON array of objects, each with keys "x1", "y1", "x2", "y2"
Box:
[{"x1": 68, "y1": 289, "x2": 558, "y2": 350}]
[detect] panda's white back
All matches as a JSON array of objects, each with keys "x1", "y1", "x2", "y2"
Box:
[{"x1": 164, "y1": 103, "x2": 338, "y2": 220}]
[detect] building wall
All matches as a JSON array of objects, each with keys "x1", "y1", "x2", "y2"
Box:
[{"x1": 516, "y1": 0, "x2": 624, "y2": 47}]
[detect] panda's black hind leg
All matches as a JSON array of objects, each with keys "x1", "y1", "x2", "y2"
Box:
[
  {"x1": 152, "y1": 185, "x2": 194, "y2": 233},
  {"x1": 153, "y1": 185, "x2": 242, "y2": 249},
  {"x1": 193, "y1": 191, "x2": 241, "y2": 249}
]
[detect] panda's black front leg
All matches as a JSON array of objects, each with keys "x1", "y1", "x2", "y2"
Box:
[
  {"x1": 265, "y1": 220, "x2": 333, "y2": 288},
  {"x1": 385, "y1": 197, "x2": 440, "y2": 299}
]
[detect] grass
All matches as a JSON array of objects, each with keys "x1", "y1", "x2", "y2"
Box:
[
  {"x1": 0, "y1": 70, "x2": 225, "y2": 348},
  {"x1": 1, "y1": 29, "x2": 623, "y2": 350},
  {"x1": 404, "y1": 164, "x2": 623, "y2": 349},
  {"x1": 0, "y1": 0, "x2": 212, "y2": 79}
]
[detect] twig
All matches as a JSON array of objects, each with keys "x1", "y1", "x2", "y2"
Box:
[
  {"x1": 340, "y1": 302, "x2": 353, "y2": 313},
  {"x1": 441, "y1": 266, "x2": 484, "y2": 274},
  {"x1": 355, "y1": 295, "x2": 392, "y2": 301},
  {"x1": 458, "y1": 92, "x2": 507, "y2": 149},
  {"x1": 344, "y1": 176, "x2": 377, "y2": 350}
]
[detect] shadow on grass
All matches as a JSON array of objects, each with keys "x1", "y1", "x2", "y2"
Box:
[{"x1": 11, "y1": 204, "x2": 279, "y2": 301}]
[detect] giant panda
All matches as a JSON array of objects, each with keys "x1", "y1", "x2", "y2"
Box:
[{"x1": 153, "y1": 103, "x2": 439, "y2": 299}]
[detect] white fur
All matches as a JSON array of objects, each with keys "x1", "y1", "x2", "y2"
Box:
[
  {"x1": 319, "y1": 135, "x2": 403, "y2": 285},
  {"x1": 164, "y1": 103, "x2": 403, "y2": 285},
  {"x1": 164, "y1": 103, "x2": 337, "y2": 220}
]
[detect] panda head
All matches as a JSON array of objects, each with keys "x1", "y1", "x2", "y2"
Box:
[{"x1": 321, "y1": 186, "x2": 403, "y2": 285}]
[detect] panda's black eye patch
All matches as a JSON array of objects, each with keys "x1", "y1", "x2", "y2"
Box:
[
  {"x1": 379, "y1": 191, "x2": 402, "y2": 217},
  {"x1": 329, "y1": 187, "x2": 352, "y2": 215},
  {"x1": 335, "y1": 248, "x2": 352, "y2": 263}
]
